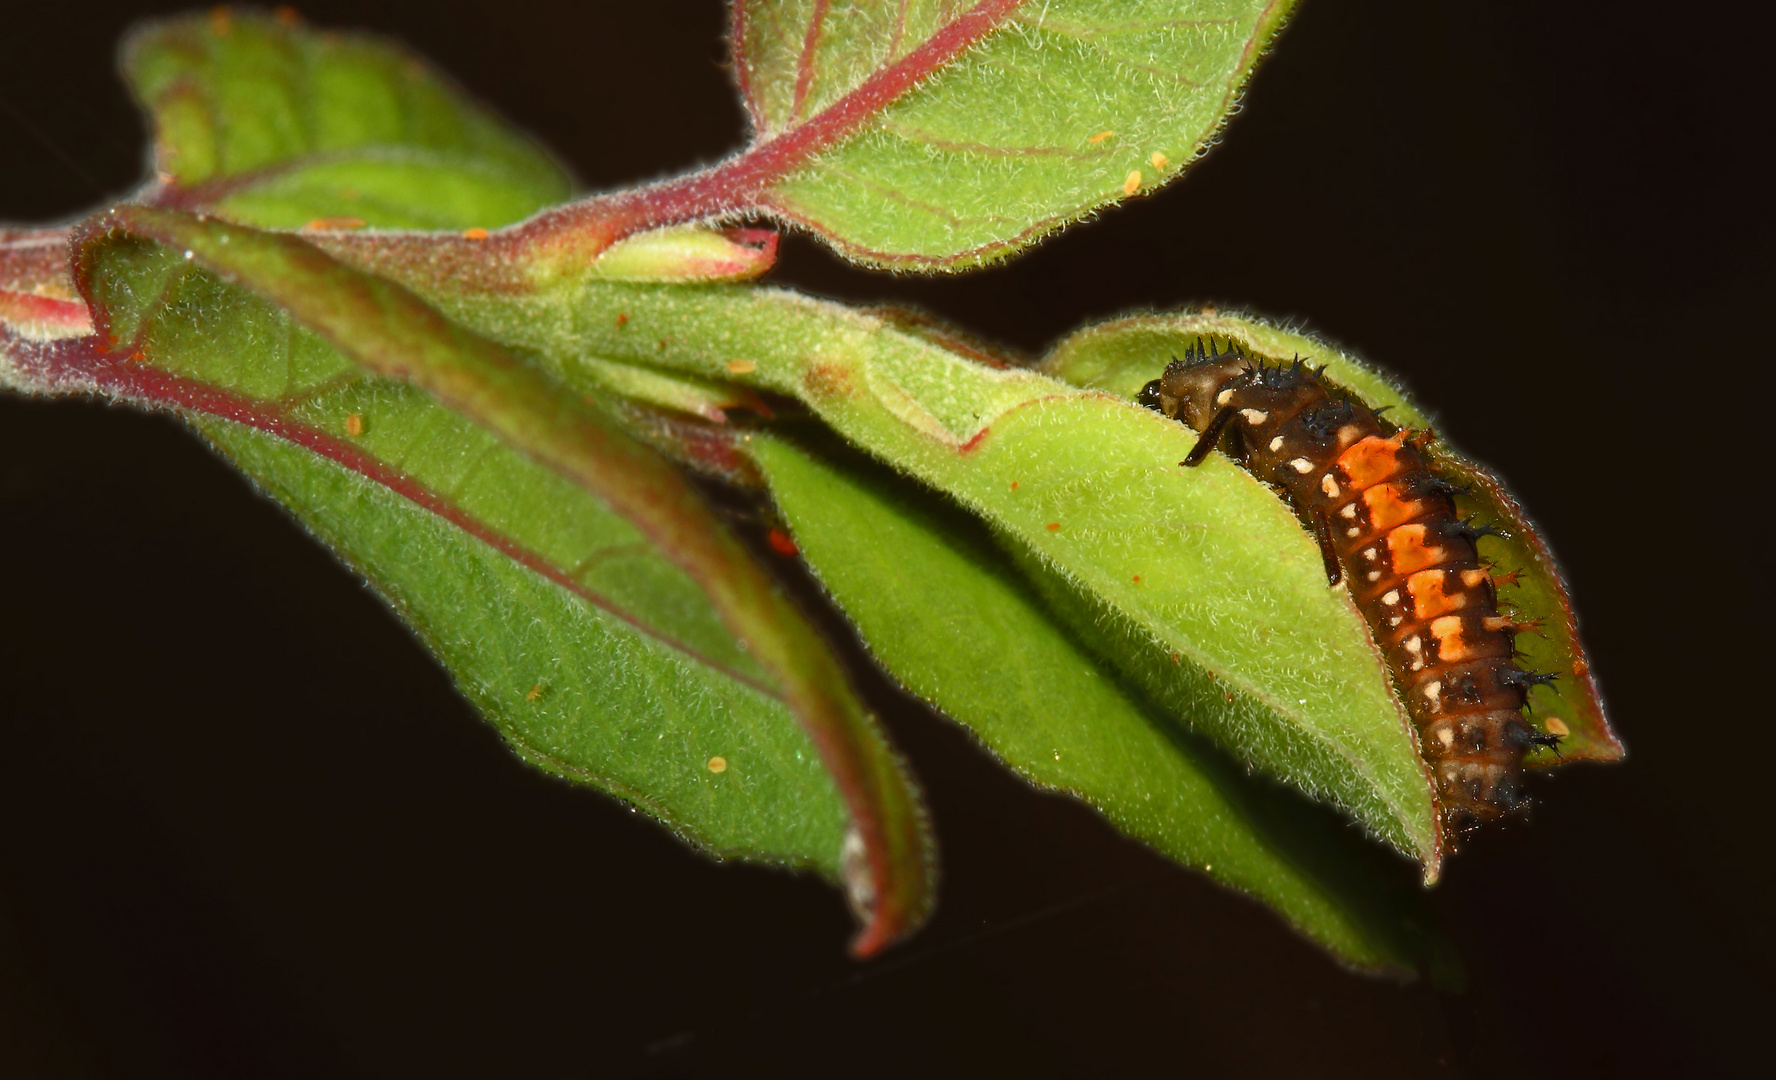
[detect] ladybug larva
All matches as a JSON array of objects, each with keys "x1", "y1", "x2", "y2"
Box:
[{"x1": 1139, "y1": 339, "x2": 1564, "y2": 827}]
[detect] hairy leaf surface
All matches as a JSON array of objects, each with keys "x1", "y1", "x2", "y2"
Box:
[
  {"x1": 752, "y1": 433, "x2": 1457, "y2": 977},
  {"x1": 733, "y1": 0, "x2": 1297, "y2": 266},
  {"x1": 127, "y1": 10, "x2": 571, "y2": 227},
  {"x1": 398, "y1": 278, "x2": 1442, "y2": 869}
]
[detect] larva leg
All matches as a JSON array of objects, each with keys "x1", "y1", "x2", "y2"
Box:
[
  {"x1": 1182, "y1": 405, "x2": 1237, "y2": 467},
  {"x1": 1311, "y1": 506, "x2": 1343, "y2": 586}
]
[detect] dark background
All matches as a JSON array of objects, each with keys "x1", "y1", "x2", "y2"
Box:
[{"x1": 1, "y1": 1, "x2": 1766, "y2": 1076}]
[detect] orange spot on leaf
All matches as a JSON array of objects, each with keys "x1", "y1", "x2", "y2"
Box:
[
  {"x1": 303, "y1": 217, "x2": 366, "y2": 232},
  {"x1": 461, "y1": 227, "x2": 490, "y2": 241},
  {"x1": 615, "y1": 312, "x2": 629, "y2": 328},
  {"x1": 767, "y1": 528, "x2": 798, "y2": 556},
  {"x1": 1045, "y1": 522, "x2": 1060, "y2": 532},
  {"x1": 1088, "y1": 130, "x2": 1115, "y2": 143},
  {"x1": 525, "y1": 683, "x2": 542, "y2": 701}
]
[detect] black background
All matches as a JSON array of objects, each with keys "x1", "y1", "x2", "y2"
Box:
[{"x1": 1, "y1": 2, "x2": 1766, "y2": 1076}]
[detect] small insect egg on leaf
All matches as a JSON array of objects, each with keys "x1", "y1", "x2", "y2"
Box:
[
  {"x1": 707, "y1": 756, "x2": 727, "y2": 774},
  {"x1": 343, "y1": 413, "x2": 364, "y2": 436},
  {"x1": 1150, "y1": 151, "x2": 1168, "y2": 169},
  {"x1": 1088, "y1": 130, "x2": 1115, "y2": 143},
  {"x1": 524, "y1": 683, "x2": 541, "y2": 701},
  {"x1": 461, "y1": 227, "x2": 489, "y2": 241},
  {"x1": 1045, "y1": 522, "x2": 1060, "y2": 531},
  {"x1": 1122, "y1": 170, "x2": 1142, "y2": 195},
  {"x1": 726, "y1": 359, "x2": 756, "y2": 375}
]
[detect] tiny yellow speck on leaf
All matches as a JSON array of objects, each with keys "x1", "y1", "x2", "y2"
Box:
[
  {"x1": 707, "y1": 756, "x2": 728, "y2": 774},
  {"x1": 1122, "y1": 170, "x2": 1142, "y2": 196},
  {"x1": 525, "y1": 683, "x2": 542, "y2": 701},
  {"x1": 461, "y1": 227, "x2": 490, "y2": 241},
  {"x1": 343, "y1": 413, "x2": 364, "y2": 436},
  {"x1": 1150, "y1": 151, "x2": 1168, "y2": 170},
  {"x1": 726, "y1": 359, "x2": 757, "y2": 375},
  {"x1": 1088, "y1": 130, "x2": 1115, "y2": 144}
]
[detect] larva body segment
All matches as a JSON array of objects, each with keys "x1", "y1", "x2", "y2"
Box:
[{"x1": 1140, "y1": 341, "x2": 1557, "y2": 826}]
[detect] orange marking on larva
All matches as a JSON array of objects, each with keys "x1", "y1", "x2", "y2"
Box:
[
  {"x1": 1362, "y1": 485, "x2": 1424, "y2": 530},
  {"x1": 1428, "y1": 615, "x2": 1485, "y2": 661},
  {"x1": 1460, "y1": 568, "x2": 1490, "y2": 589},
  {"x1": 461, "y1": 227, "x2": 490, "y2": 240},
  {"x1": 1407, "y1": 569, "x2": 1469, "y2": 618},
  {"x1": 1387, "y1": 524, "x2": 1448, "y2": 575},
  {"x1": 1335, "y1": 434, "x2": 1408, "y2": 490}
]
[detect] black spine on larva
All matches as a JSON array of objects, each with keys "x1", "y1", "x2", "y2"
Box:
[{"x1": 1141, "y1": 341, "x2": 1555, "y2": 826}]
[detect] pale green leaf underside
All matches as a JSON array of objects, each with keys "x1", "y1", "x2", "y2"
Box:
[
  {"x1": 204, "y1": 419, "x2": 849, "y2": 870},
  {"x1": 423, "y1": 280, "x2": 1438, "y2": 865},
  {"x1": 753, "y1": 434, "x2": 1449, "y2": 973},
  {"x1": 748, "y1": 0, "x2": 1296, "y2": 265},
  {"x1": 85, "y1": 238, "x2": 854, "y2": 875}
]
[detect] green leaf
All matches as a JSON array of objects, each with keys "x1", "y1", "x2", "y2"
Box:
[
  {"x1": 1043, "y1": 310, "x2": 1623, "y2": 767},
  {"x1": 125, "y1": 9, "x2": 571, "y2": 229},
  {"x1": 751, "y1": 432, "x2": 1458, "y2": 978},
  {"x1": 398, "y1": 278, "x2": 1442, "y2": 870},
  {"x1": 732, "y1": 0, "x2": 1297, "y2": 267},
  {"x1": 67, "y1": 212, "x2": 935, "y2": 954}
]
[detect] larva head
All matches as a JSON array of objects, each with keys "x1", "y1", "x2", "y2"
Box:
[{"x1": 1144, "y1": 339, "x2": 1251, "y2": 430}]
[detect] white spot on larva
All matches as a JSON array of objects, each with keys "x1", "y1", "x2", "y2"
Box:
[
  {"x1": 1340, "y1": 503, "x2": 1358, "y2": 520},
  {"x1": 1216, "y1": 389, "x2": 1235, "y2": 407},
  {"x1": 1436, "y1": 725, "x2": 1455, "y2": 748},
  {"x1": 1366, "y1": 570, "x2": 1381, "y2": 582},
  {"x1": 1240, "y1": 408, "x2": 1269, "y2": 424},
  {"x1": 1404, "y1": 635, "x2": 1422, "y2": 655},
  {"x1": 1363, "y1": 547, "x2": 1378, "y2": 561},
  {"x1": 1345, "y1": 527, "x2": 1361, "y2": 538},
  {"x1": 1268, "y1": 436, "x2": 1284, "y2": 452},
  {"x1": 1321, "y1": 475, "x2": 1340, "y2": 498},
  {"x1": 1382, "y1": 590, "x2": 1400, "y2": 606},
  {"x1": 1289, "y1": 457, "x2": 1314, "y2": 474},
  {"x1": 1388, "y1": 615, "x2": 1404, "y2": 627},
  {"x1": 1422, "y1": 680, "x2": 1443, "y2": 708}
]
